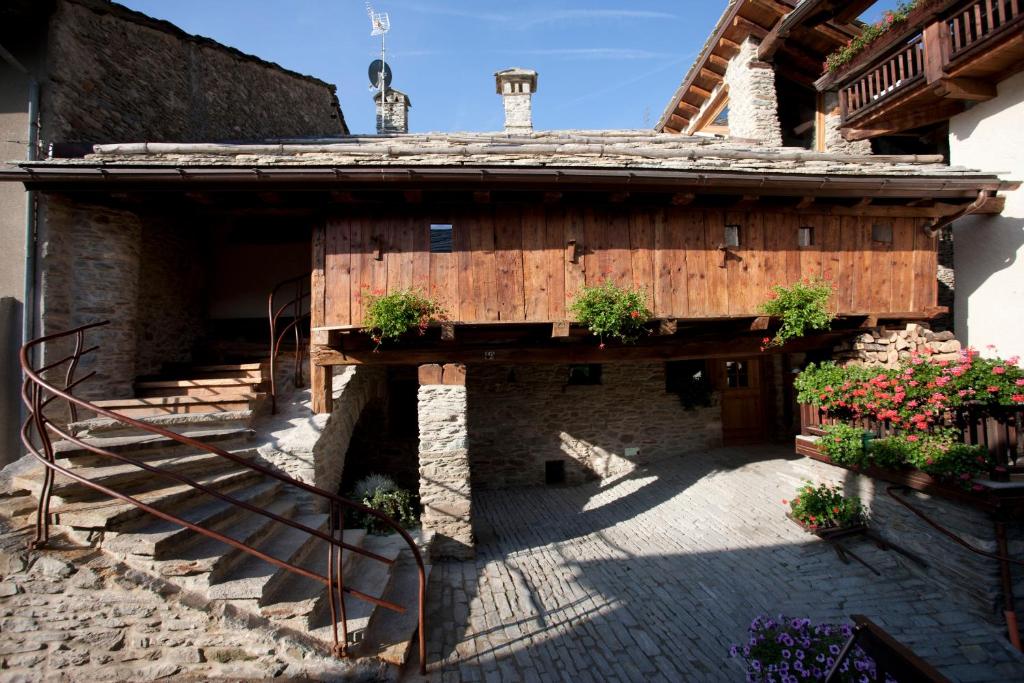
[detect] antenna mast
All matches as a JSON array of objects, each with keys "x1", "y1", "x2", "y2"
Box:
[{"x1": 366, "y1": 3, "x2": 391, "y2": 102}]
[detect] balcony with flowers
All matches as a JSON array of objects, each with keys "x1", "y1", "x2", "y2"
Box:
[{"x1": 815, "y1": 0, "x2": 1024, "y2": 140}]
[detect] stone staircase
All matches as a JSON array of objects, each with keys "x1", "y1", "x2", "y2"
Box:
[
  {"x1": 11, "y1": 408, "x2": 430, "y2": 671},
  {"x1": 83, "y1": 362, "x2": 271, "y2": 419}
]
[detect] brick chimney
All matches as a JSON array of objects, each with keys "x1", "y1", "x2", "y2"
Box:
[
  {"x1": 375, "y1": 88, "x2": 410, "y2": 134},
  {"x1": 495, "y1": 68, "x2": 537, "y2": 134}
]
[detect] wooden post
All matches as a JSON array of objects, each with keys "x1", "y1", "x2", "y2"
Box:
[
  {"x1": 311, "y1": 362, "x2": 332, "y2": 414},
  {"x1": 922, "y1": 20, "x2": 950, "y2": 86}
]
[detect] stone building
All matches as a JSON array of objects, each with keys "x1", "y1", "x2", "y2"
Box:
[
  {"x1": 0, "y1": 0, "x2": 1022, "y2": 677},
  {"x1": 0, "y1": 0, "x2": 348, "y2": 466}
]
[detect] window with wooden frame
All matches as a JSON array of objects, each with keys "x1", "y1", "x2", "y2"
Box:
[
  {"x1": 798, "y1": 226, "x2": 815, "y2": 248},
  {"x1": 871, "y1": 223, "x2": 894, "y2": 246},
  {"x1": 698, "y1": 97, "x2": 730, "y2": 136},
  {"x1": 430, "y1": 224, "x2": 453, "y2": 253},
  {"x1": 723, "y1": 224, "x2": 741, "y2": 248}
]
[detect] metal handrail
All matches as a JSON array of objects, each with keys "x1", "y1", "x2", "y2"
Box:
[
  {"x1": 20, "y1": 320, "x2": 427, "y2": 672},
  {"x1": 268, "y1": 274, "x2": 311, "y2": 414}
]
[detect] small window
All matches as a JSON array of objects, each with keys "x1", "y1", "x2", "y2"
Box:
[
  {"x1": 798, "y1": 226, "x2": 814, "y2": 248},
  {"x1": 545, "y1": 460, "x2": 566, "y2": 485},
  {"x1": 567, "y1": 364, "x2": 602, "y2": 386},
  {"x1": 712, "y1": 105, "x2": 729, "y2": 128},
  {"x1": 725, "y1": 361, "x2": 749, "y2": 388},
  {"x1": 724, "y1": 224, "x2": 741, "y2": 248},
  {"x1": 871, "y1": 223, "x2": 893, "y2": 245},
  {"x1": 430, "y1": 224, "x2": 453, "y2": 253}
]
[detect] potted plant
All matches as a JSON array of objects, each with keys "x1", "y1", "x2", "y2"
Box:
[
  {"x1": 730, "y1": 614, "x2": 891, "y2": 681},
  {"x1": 784, "y1": 481, "x2": 865, "y2": 534},
  {"x1": 569, "y1": 280, "x2": 651, "y2": 349},
  {"x1": 362, "y1": 288, "x2": 446, "y2": 350},
  {"x1": 759, "y1": 277, "x2": 835, "y2": 350},
  {"x1": 348, "y1": 474, "x2": 419, "y2": 535}
]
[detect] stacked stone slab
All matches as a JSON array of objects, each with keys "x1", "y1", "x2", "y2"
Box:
[
  {"x1": 417, "y1": 364, "x2": 474, "y2": 560},
  {"x1": 833, "y1": 323, "x2": 962, "y2": 368}
]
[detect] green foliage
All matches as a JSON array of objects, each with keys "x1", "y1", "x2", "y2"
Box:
[
  {"x1": 569, "y1": 280, "x2": 651, "y2": 346},
  {"x1": 820, "y1": 423, "x2": 868, "y2": 467},
  {"x1": 362, "y1": 289, "x2": 446, "y2": 348},
  {"x1": 760, "y1": 277, "x2": 835, "y2": 349},
  {"x1": 824, "y1": 1, "x2": 925, "y2": 72},
  {"x1": 786, "y1": 481, "x2": 864, "y2": 530},
  {"x1": 866, "y1": 436, "x2": 913, "y2": 470},
  {"x1": 349, "y1": 474, "x2": 419, "y2": 535}
]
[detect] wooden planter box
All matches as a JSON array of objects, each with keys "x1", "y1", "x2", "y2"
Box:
[{"x1": 794, "y1": 433, "x2": 1024, "y2": 515}]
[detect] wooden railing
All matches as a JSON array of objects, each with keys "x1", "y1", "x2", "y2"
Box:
[
  {"x1": 842, "y1": 35, "x2": 925, "y2": 120},
  {"x1": 799, "y1": 403, "x2": 1022, "y2": 468},
  {"x1": 840, "y1": 0, "x2": 1023, "y2": 122},
  {"x1": 949, "y1": 0, "x2": 1022, "y2": 56}
]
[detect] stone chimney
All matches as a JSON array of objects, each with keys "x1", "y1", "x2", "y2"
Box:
[
  {"x1": 375, "y1": 88, "x2": 410, "y2": 134},
  {"x1": 495, "y1": 68, "x2": 537, "y2": 134}
]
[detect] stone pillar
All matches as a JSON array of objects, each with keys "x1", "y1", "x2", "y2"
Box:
[
  {"x1": 374, "y1": 88, "x2": 410, "y2": 134},
  {"x1": 417, "y1": 363, "x2": 474, "y2": 559},
  {"x1": 822, "y1": 90, "x2": 872, "y2": 154},
  {"x1": 724, "y1": 38, "x2": 783, "y2": 146}
]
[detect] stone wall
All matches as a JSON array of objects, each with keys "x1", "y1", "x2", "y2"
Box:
[
  {"x1": 724, "y1": 38, "x2": 783, "y2": 146},
  {"x1": 418, "y1": 367, "x2": 473, "y2": 559},
  {"x1": 40, "y1": 0, "x2": 346, "y2": 146},
  {"x1": 466, "y1": 362, "x2": 723, "y2": 489},
  {"x1": 832, "y1": 323, "x2": 962, "y2": 369},
  {"x1": 256, "y1": 366, "x2": 387, "y2": 499},
  {"x1": 36, "y1": 195, "x2": 141, "y2": 403},
  {"x1": 822, "y1": 90, "x2": 872, "y2": 154}
]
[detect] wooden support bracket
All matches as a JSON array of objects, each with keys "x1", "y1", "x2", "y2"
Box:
[
  {"x1": 566, "y1": 239, "x2": 579, "y2": 264},
  {"x1": 751, "y1": 316, "x2": 771, "y2": 331},
  {"x1": 441, "y1": 322, "x2": 456, "y2": 341},
  {"x1": 372, "y1": 235, "x2": 384, "y2": 261},
  {"x1": 658, "y1": 319, "x2": 678, "y2": 336},
  {"x1": 552, "y1": 321, "x2": 571, "y2": 338}
]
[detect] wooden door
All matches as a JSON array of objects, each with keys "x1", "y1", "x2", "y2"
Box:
[{"x1": 715, "y1": 358, "x2": 768, "y2": 445}]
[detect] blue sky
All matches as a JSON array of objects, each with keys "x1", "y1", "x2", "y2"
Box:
[{"x1": 119, "y1": 1, "x2": 896, "y2": 135}]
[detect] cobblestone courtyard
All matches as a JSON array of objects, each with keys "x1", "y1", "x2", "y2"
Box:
[{"x1": 420, "y1": 446, "x2": 1024, "y2": 682}]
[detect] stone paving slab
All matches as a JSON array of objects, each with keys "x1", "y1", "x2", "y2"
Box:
[{"x1": 414, "y1": 446, "x2": 1024, "y2": 682}]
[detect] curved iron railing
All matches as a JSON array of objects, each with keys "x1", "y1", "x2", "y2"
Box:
[
  {"x1": 20, "y1": 321, "x2": 427, "y2": 672},
  {"x1": 268, "y1": 274, "x2": 311, "y2": 414}
]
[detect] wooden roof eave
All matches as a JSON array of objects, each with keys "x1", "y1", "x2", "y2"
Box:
[{"x1": 2, "y1": 163, "x2": 1017, "y2": 200}]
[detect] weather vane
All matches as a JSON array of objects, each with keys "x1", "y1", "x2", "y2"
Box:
[{"x1": 366, "y1": 3, "x2": 392, "y2": 101}]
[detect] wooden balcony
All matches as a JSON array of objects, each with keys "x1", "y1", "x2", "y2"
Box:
[{"x1": 825, "y1": 0, "x2": 1024, "y2": 140}]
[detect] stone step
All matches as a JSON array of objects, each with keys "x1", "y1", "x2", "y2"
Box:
[
  {"x1": 145, "y1": 363, "x2": 269, "y2": 382},
  {"x1": 306, "y1": 534, "x2": 406, "y2": 646},
  {"x1": 50, "y1": 427, "x2": 254, "y2": 468},
  {"x1": 103, "y1": 480, "x2": 283, "y2": 559},
  {"x1": 12, "y1": 449, "x2": 259, "y2": 505},
  {"x1": 70, "y1": 410, "x2": 254, "y2": 438},
  {"x1": 355, "y1": 550, "x2": 433, "y2": 666},
  {"x1": 151, "y1": 497, "x2": 299, "y2": 579},
  {"x1": 51, "y1": 466, "x2": 263, "y2": 529},
  {"x1": 259, "y1": 528, "x2": 368, "y2": 622},
  {"x1": 135, "y1": 384, "x2": 267, "y2": 399},
  {"x1": 89, "y1": 394, "x2": 265, "y2": 418},
  {"x1": 206, "y1": 513, "x2": 329, "y2": 600}
]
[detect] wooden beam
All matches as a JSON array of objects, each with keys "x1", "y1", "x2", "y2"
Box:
[
  {"x1": 751, "y1": 316, "x2": 771, "y2": 331},
  {"x1": 671, "y1": 192, "x2": 696, "y2": 206},
  {"x1": 677, "y1": 101, "x2": 700, "y2": 116},
  {"x1": 733, "y1": 195, "x2": 760, "y2": 208},
  {"x1": 473, "y1": 190, "x2": 491, "y2": 204},
  {"x1": 690, "y1": 84, "x2": 713, "y2": 99},
  {"x1": 551, "y1": 321, "x2": 571, "y2": 338},
  {"x1": 441, "y1": 322, "x2": 456, "y2": 341},
  {"x1": 719, "y1": 37, "x2": 742, "y2": 53},
  {"x1": 933, "y1": 78, "x2": 997, "y2": 101},
  {"x1": 311, "y1": 363, "x2": 332, "y2": 413},
  {"x1": 543, "y1": 191, "x2": 563, "y2": 205},
  {"x1": 403, "y1": 189, "x2": 423, "y2": 204},
  {"x1": 609, "y1": 191, "x2": 630, "y2": 204},
  {"x1": 708, "y1": 53, "x2": 731, "y2": 71},
  {"x1": 658, "y1": 319, "x2": 678, "y2": 336},
  {"x1": 796, "y1": 196, "x2": 815, "y2": 209},
  {"x1": 699, "y1": 67, "x2": 724, "y2": 83},
  {"x1": 668, "y1": 113, "x2": 690, "y2": 130},
  {"x1": 733, "y1": 15, "x2": 770, "y2": 40}
]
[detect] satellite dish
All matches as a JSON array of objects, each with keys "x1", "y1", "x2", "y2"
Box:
[{"x1": 368, "y1": 60, "x2": 393, "y2": 89}]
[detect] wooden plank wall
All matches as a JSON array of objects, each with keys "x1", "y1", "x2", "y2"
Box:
[{"x1": 316, "y1": 207, "x2": 936, "y2": 326}]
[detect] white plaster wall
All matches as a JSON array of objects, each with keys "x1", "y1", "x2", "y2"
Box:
[{"x1": 950, "y1": 70, "x2": 1024, "y2": 358}]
